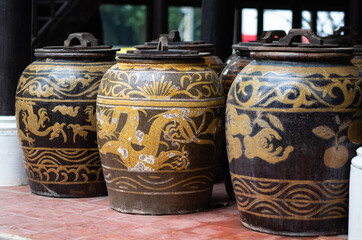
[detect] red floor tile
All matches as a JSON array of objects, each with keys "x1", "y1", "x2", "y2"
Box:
[{"x1": 0, "y1": 183, "x2": 349, "y2": 240}]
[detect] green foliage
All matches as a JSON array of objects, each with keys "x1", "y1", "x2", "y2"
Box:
[
  {"x1": 100, "y1": 4, "x2": 146, "y2": 46},
  {"x1": 168, "y1": 7, "x2": 202, "y2": 41},
  {"x1": 100, "y1": 4, "x2": 202, "y2": 46}
]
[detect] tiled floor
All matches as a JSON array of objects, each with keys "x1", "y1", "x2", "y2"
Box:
[{"x1": 0, "y1": 183, "x2": 347, "y2": 240}]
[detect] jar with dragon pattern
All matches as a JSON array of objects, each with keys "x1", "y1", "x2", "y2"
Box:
[
  {"x1": 15, "y1": 33, "x2": 119, "y2": 197},
  {"x1": 220, "y1": 31, "x2": 286, "y2": 200},
  {"x1": 96, "y1": 37, "x2": 224, "y2": 214},
  {"x1": 226, "y1": 29, "x2": 362, "y2": 236}
]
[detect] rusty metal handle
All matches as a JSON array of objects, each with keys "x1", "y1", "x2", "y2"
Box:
[
  {"x1": 64, "y1": 32, "x2": 99, "y2": 47},
  {"x1": 333, "y1": 26, "x2": 357, "y2": 36},
  {"x1": 157, "y1": 37, "x2": 169, "y2": 51},
  {"x1": 260, "y1": 30, "x2": 286, "y2": 43},
  {"x1": 279, "y1": 29, "x2": 322, "y2": 45}
]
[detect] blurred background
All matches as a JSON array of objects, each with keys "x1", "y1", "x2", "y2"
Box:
[{"x1": 1, "y1": 0, "x2": 361, "y2": 115}]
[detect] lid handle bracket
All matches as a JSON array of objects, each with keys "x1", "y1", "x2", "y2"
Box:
[
  {"x1": 64, "y1": 32, "x2": 99, "y2": 47},
  {"x1": 157, "y1": 37, "x2": 169, "y2": 51},
  {"x1": 279, "y1": 29, "x2": 322, "y2": 46}
]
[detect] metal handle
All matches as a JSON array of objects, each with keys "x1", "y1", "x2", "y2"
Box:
[
  {"x1": 279, "y1": 29, "x2": 322, "y2": 45},
  {"x1": 64, "y1": 32, "x2": 99, "y2": 47},
  {"x1": 157, "y1": 37, "x2": 169, "y2": 51},
  {"x1": 260, "y1": 30, "x2": 286, "y2": 43}
]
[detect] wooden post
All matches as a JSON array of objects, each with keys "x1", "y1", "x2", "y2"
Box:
[
  {"x1": 257, "y1": 7, "x2": 264, "y2": 37},
  {"x1": 0, "y1": 0, "x2": 32, "y2": 115},
  {"x1": 234, "y1": 7, "x2": 241, "y2": 44},
  {"x1": 349, "y1": 0, "x2": 362, "y2": 34},
  {"x1": 292, "y1": 8, "x2": 302, "y2": 29},
  {"x1": 153, "y1": 0, "x2": 168, "y2": 39},
  {"x1": 201, "y1": 0, "x2": 234, "y2": 61}
]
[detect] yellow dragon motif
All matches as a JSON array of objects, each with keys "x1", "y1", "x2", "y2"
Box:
[
  {"x1": 226, "y1": 106, "x2": 294, "y2": 164},
  {"x1": 68, "y1": 106, "x2": 97, "y2": 143},
  {"x1": 16, "y1": 100, "x2": 67, "y2": 146},
  {"x1": 97, "y1": 106, "x2": 221, "y2": 171}
]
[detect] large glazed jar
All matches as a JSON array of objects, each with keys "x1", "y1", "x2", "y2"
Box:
[
  {"x1": 226, "y1": 29, "x2": 362, "y2": 236},
  {"x1": 221, "y1": 30, "x2": 286, "y2": 201},
  {"x1": 135, "y1": 30, "x2": 224, "y2": 75},
  {"x1": 15, "y1": 33, "x2": 119, "y2": 197},
  {"x1": 97, "y1": 38, "x2": 224, "y2": 214}
]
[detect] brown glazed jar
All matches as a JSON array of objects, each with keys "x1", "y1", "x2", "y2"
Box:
[
  {"x1": 96, "y1": 38, "x2": 224, "y2": 214},
  {"x1": 15, "y1": 33, "x2": 119, "y2": 197},
  {"x1": 220, "y1": 30, "x2": 286, "y2": 201},
  {"x1": 226, "y1": 29, "x2": 362, "y2": 236},
  {"x1": 135, "y1": 30, "x2": 224, "y2": 75}
]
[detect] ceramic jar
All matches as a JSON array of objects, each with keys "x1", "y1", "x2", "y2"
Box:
[
  {"x1": 349, "y1": 147, "x2": 362, "y2": 240},
  {"x1": 135, "y1": 30, "x2": 224, "y2": 75},
  {"x1": 220, "y1": 30, "x2": 286, "y2": 200},
  {"x1": 15, "y1": 33, "x2": 119, "y2": 197},
  {"x1": 0, "y1": 116, "x2": 28, "y2": 186},
  {"x1": 226, "y1": 29, "x2": 362, "y2": 236},
  {"x1": 97, "y1": 37, "x2": 224, "y2": 214}
]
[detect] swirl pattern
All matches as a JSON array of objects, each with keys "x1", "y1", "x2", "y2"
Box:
[{"x1": 231, "y1": 64, "x2": 361, "y2": 109}]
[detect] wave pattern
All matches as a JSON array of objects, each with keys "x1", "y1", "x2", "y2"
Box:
[
  {"x1": 103, "y1": 166, "x2": 214, "y2": 194},
  {"x1": 232, "y1": 173, "x2": 348, "y2": 220},
  {"x1": 23, "y1": 148, "x2": 103, "y2": 183}
]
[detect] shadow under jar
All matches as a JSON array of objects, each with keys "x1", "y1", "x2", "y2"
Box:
[
  {"x1": 15, "y1": 33, "x2": 119, "y2": 197},
  {"x1": 96, "y1": 38, "x2": 225, "y2": 214},
  {"x1": 225, "y1": 29, "x2": 362, "y2": 236}
]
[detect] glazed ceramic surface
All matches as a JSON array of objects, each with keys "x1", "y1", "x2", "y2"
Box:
[
  {"x1": 15, "y1": 33, "x2": 118, "y2": 197},
  {"x1": 220, "y1": 52, "x2": 252, "y2": 94},
  {"x1": 226, "y1": 29, "x2": 362, "y2": 236},
  {"x1": 96, "y1": 44, "x2": 225, "y2": 214}
]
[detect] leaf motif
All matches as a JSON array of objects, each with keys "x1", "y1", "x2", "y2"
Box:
[
  {"x1": 312, "y1": 126, "x2": 335, "y2": 140},
  {"x1": 335, "y1": 115, "x2": 341, "y2": 125},
  {"x1": 339, "y1": 120, "x2": 352, "y2": 131},
  {"x1": 338, "y1": 136, "x2": 347, "y2": 144},
  {"x1": 267, "y1": 113, "x2": 284, "y2": 131},
  {"x1": 256, "y1": 119, "x2": 271, "y2": 129}
]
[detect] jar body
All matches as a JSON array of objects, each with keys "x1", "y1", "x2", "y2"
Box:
[
  {"x1": 203, "y1": 55, "x2": 224, "y2": 75},
  {"x1": 220, "y1": 52, "x2": 252, "y2": 95},
  {"x1": 97, "y1": 59, "x2": 224, "y2": 214},
  {"x1": 226, "y1": 59, "x2": 362, "y2": 235},
  {"x1": 15, "y1": 58, "x2": 114, "y2": 197}
]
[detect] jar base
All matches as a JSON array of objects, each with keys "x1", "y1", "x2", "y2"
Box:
[
  {"x1": 108, "y1": 188, "x2": 213, "y2": 215},
  {"x1": 29, "y1": 181, "x2": 108, "y2": 198},
  {"x1": 239, "y1": 216, "x2": 347, "y2": 237}
]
